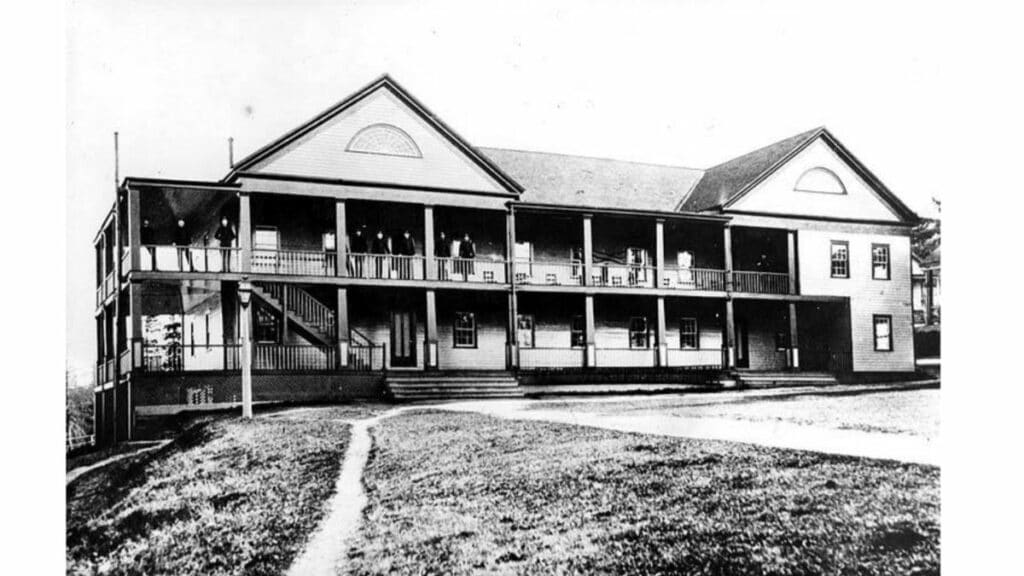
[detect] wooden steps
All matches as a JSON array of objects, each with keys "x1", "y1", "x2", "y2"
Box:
[
  {"x1": 386, "y1": 371, "x2": 523, "y2": 401},
  {"x1": 735, "y1": 371, "x2": 838, "y2": 388}
]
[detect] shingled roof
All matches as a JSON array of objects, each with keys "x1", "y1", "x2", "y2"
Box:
[
  {"x1": 478, "y1": 147, "x2": 704, "y2": 212},
  {"x1": 678, "y1": 127, "x2": 824, "y2": 212}
]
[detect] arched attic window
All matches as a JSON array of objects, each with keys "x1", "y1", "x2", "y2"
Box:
[
  {"x1": 346, "y1": 123, "x2": 422, "y2": 158},
  {"x1": 794, "y1": 167, "x2": 846, "y2": 194}
]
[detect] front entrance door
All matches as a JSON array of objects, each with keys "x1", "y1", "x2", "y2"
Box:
[
  {"x1": 390, "y1": 310, "x2": 417, "y2": 367},
  {"x1": 735, "y1": 320, "x2": 750, "y2": 369}
]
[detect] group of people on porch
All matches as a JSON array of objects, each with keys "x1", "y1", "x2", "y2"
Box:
[{"x1": 347, "y1": 226, "x2": 478, "y2": 280}]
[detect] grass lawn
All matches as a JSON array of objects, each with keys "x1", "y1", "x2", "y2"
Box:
[
  {"x1": 346, "y1": 410, "x2": 939, "y2": 575},
  {"x1": 532, "y1": 388, "x2": 940, "y2": 439},
  {"x1": 66, "y1": 411, "x2": 350, "y2": 576}
]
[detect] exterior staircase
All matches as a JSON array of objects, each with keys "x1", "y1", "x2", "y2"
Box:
[
  {"x1": 386, "y1": 370, "x2": 524, "y2": 401},
  {"x1": 734, "y1": 371, "x2": 838, "y2": 388},
  {"x1": 251, "y1": 283, "x2": 335, "y2": 346}
]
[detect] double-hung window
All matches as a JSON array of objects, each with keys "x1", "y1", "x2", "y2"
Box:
[
  {"x1": 872, "y1": 244, "x2": 891, "y2": 280},
  {"x1": 629, "y1": 316, "x2": 650, "y2": 348},
  {"x1": 453, "y1": 312, "x2": 477, "y2": 348},
  {"x1": 830, "y1": 241, "x2": 849, "y2": 278},
  {"x1": 873, "y1": 315, "x2": 893, "y2": 351},
  {"x1": 570, "y1": 315, "x2": 585, "y2": 348},
  {"x1": 679, "y1": 317, "x2": 698, "y2": 349}
]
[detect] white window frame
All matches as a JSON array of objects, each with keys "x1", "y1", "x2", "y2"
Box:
[{"x1": 453, "y1": 312, "x2": 477, "y2": 348}]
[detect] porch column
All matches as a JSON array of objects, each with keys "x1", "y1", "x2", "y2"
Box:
[
  {"x1": 424, "y1": 205, "x2": 436, "y2": 280},
  {"x1": 128, "y1": 187, "x2": 141, "y2": 272},
  {"x1": 129, "y1": 281, "x2": 143, "y2": 371},
  {"x1": 336, "y1": 288, "x2": 349, "y2": 368},
  {"x1": 786, "y1": 229, "x2": 797, "y2": 295},
  {"x1": 656, "y1": 296, "x2": 668, "y2": 367},
  {"x1": 924, "y1": 269, "x2": 935, "y2": 325},
  {"x1": 336, "y1": 200, "x2": 348, "y2": 277},
  {"x1": 425, "y1": 289, "x2": 438, "y2": 370},
  {"x1": 238, "y1": 192, "x2": 252, "y2": 273},
  {"x1": 281, "y1": 285, "x2": 289, "y2": 342},
  {"x1": 582, "y1": 214, "x2": 594, "y2": 286},
  {"x1": 724, "y1": 297, "x2": 736, "y2": 368},
  {"x1": 788, "y1": 301, "x2": 800, "y2": 370},
  {"x1": 655, "y1": 219, "x2": 665, "y2": 289},
  {"x1": 238, "y1": 281, "x2": 253, "y2": 419},
  {"x1": 98, "y1": 235, "x2": 106, "y2": 290},
  {"x1": 506, "y1": 207, "x2": 518, "y2": 368},
  {"x1": 507, "y1": 292, "x2": 519, "y2": 369},
  {"x1": 585, "y1": 294, "x2": 596, "y2": 367},
  {"x1": 723, "y1": 224, "x2": 734, "y2": 292}
]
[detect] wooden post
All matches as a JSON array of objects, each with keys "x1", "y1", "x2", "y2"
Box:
[
  {"x1": 787, "y1": 229, "x2": 797, "y2": 295},
  {"x1": 129, "y1": 281, "x2": 142, "y2": 369},
  {"x1": 788, "y1": 301, "x2": 800, "y2": 370},
  {"x1": 239, "y1": 193, "x2": 252, "y2": 273},
  {"x1": 585, "y1": 294, "x2": 596, "y2": 367},
  {"x1": 924, "y1": 269, "x2": 935, "y2": 325},
  {"x1": 506, "y1": 207, "x2": 518, "y2": 368},
  {"x1": 336, "y1": 288, "x2": 349, "y2": 368},
  {"x1": 724, "y1": 298, "x2": 736, "y2": 369},
  {"x1": 723, "y1": 224, "x2": 734, "y2": 292},
  {"x1": 425, "y1": 289, "x2": 438, "y2": 369},
  {"x1": 281, "y1": 284, "x2": 289, "y2": 342},
  {"x1": 238, "y1": 281, "x2": 253, "y2": 419},
  {"x1": 128, "y1": 188, "x2": 141, "y2": 272},
  {"x1": 655, "y1": 219, "x2": 665, "y2": 289},
  {"x1": 336, "y1": 200, "x2": 348, "y2": 277},
  {"x1": 582, "y1": 214, "x2": 594, "y2": 286},
  {"x1": 424, "y1": 205, "x2": 436, "y2": 280},
  {"x1": 656, "y1": 296, "x2": 668, "y2": 367}
]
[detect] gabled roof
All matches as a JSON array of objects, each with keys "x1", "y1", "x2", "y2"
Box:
[
  {"x1": 478, "y1": 147, "x2": 703, "y2": 212},
  {"x1": 680, "y1": 127, "x2": 918, "y2": 222},
  {"x1": 223, "y1": 75, "x2": 523, "y2": 194}
]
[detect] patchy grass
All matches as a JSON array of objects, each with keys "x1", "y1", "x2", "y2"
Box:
[
  {"x1": 67, "y1": 415, "x2": 350, "y2": 576},
  {"x1": 260, "y1": 402, "x2": 395, "y2": 422},
  {"x1": 532, "y1": 388, "x2": 940, "y2": 439},
  {"x1": 346, "y1": 411, "x2": 939, "y2": 575},
  {"x1": 67, "y1": 442, "x2": 162, "y2": 473}
]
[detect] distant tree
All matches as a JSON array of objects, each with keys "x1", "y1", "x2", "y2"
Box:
[
  {"x1": 66, "y1": 369, "x2": 93, "y2": 443},
  {"x1": 912, "y1": 197, "x2": 941, "y2": 265}
]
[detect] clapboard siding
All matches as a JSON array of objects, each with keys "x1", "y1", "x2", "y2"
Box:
[
  {"x1": 730, "y1": 138, "x2": 902, "y2": 222},
  {"x1": 798, "y1": 230, "x2": 914, "y2": 372},
  {"x1": 253, "y1": 89, "x2": 505, "y2": 194}
]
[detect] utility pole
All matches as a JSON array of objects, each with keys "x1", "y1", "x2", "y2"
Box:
[{"x1": 238, "y1": 280, "x2": 253, "y2": 419}]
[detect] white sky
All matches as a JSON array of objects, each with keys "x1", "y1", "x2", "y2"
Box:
[{"x1": 67, "y1": 0, "x2": 961, "y2": 382}]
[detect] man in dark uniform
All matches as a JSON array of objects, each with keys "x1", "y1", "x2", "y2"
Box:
[
  {"x1": 370, "y1": 229, "x2": 389, "y2": 278},
  {"x1": 396, "y1": 229, "x2": 417, "y2": 279},
  {"x1": 349, "y1": 226, "x2": 368, "y2": 277},
  {"x1": 458, "y1": 232, "x2": 476, "y2": 279},
  {"x1": 141, "y1": 219, "x2": 156, "y2": 269},
  {"x1": 214, "y1": 217, "x2": 237, "y2": 271},
  {"x1": 436, "y1": 230, "x2": 451, "y2": 280}
]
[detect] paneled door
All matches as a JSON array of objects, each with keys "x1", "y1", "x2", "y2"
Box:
[{"x1": 390, "y1": 310, "x2": 417, "y2": 367}]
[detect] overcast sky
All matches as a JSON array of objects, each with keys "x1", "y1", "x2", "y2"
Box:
[{"x1": 67, "y1": 0, "x2": 957, "y2": 383}]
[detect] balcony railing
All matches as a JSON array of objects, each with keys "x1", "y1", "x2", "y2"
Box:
[
  {"x1": 139, "y1": 343, "x2": 384, "y2": 373},
  {"x1": 665, "y1": 348, "x2": 725, "y2": 369},
  {"x1": 661, "y1": 267, "x2": 727, "y2": 291},
  {"x1": 348, "y1": 254, "x2": 425, "y2": 280},
  {"x1": 801, "y1": 348, "x2": 853, "y2": 373},
  {"x1": 103, "y1": 272, "x2": 115, "y2": 299},
  {"x1": 121, "y1": 249, "x2": 129, "y2": 278},
  {"x1": 118, "y1": 349, "x2": 132, "y2": 377},
  {"x1": 252, "y1": 249, "x2": 335, "y2": 276},
  {"x1": 95, "y1": 284, "x2": 104, "y2": 308},
  {"x1": 518, "y1": 347, "x2": 586, "y2": 369},
  {"x1": 139, "y1": 245, "x2": 242, "y2": 273},
  {"x1": 731, "y1": 270, "x2": 790, "y2": 295},
  {"x1": 436, "y1": 257, "x2": 506, "y2": 284},
  {"x1": 514, "y1": 261, "x2": 583, "y2": 287},
  {"x1": 590, "y1": 264, "x2": 656, "y2": 289}
]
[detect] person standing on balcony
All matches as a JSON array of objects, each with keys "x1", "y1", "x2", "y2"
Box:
[
  {"x1": 174, "y1": 218, "x2": 192, "y2": 271},
  {"x1": 370, "y1": 229, "x2": 389, "y2": 278},
  {"x1": 141, "y1": 219, "x2": 156, "y2": 269},
  {"x1": 436, "y1": 230, "x2": 451, "y2": 280},
  {"x1": 214, "y1": 217, "x2": 237, "y2": 272},
  {"x1": 396, "y1": 229, "x2": 416, "y2": 279},
  {"x1": 349, "y1": 226, "x2": 367, "y2": 277},
  {"x1": 458, "y1": 232, "x2": 476, "y2": 279}
]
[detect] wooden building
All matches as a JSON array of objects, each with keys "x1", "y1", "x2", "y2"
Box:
[{"x1": 92, "y1": 75, "x2": 919, "y2": 442}]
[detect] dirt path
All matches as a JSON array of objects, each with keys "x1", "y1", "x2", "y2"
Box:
[{"x1": 285, "y1": 409, "x2": 403, "y2": 576}]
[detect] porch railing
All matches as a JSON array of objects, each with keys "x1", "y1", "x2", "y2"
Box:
[
  {"x1": 139, "y1": 245, "x2": 242, "y2": 273},
  {"x1": 347, "y1": 344, "x2": 385, "y2": 371},
  {"x1": 513, "y1": 260, "x2": 583, "y2": 286},
  {"x1": 252, "y1": 249, "x2": 335, "y2": 276},
  {"x1": 594, "y1": 347, "x2": 657, "y2": 368},
  {"x1": 518, "y1": 347, "x2": 586, "y2": 369},
  {"x1": 348, "y1": 254, "x2": 425, "y2": 280},
  {"x1": 801, "y1": 348, "x2": 853, "y2": 373},
  {"x1": 253, "y1": 344, "x2": 335, "y2": 371},
  {"x1": 95, "y1": 284, "x2": 104, "y2": 307},
  {"x1": 590, "y1": 264, "x2": 657, "y2": 289},
  {"x1": 118, "y1": 349, "x2": 132, "y2": 377},
  {"x1": 142, "y1": 344, "x2": 242, "y2": 372},
  {"x1": 103, "y1": 271, "x2": 115, "y2": 300},
  {"x1": 661, "y1": 267, "x2": 727, "y2": 291},
  {"x1": 665, "y1": 348, "x2": 725, "y2": 369},
  {"x1": 121, "y1": 249, "x2": 129, "y2": 278},
  {"x1": 435, "y1": 257, "x2": 507, "y2": 284},
  {"x1": 731, "y1": 270, "x2": 790, "y2": 294},
  {"x1": 139, "y1": 343, "x2": 385, "y2": 373}
]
